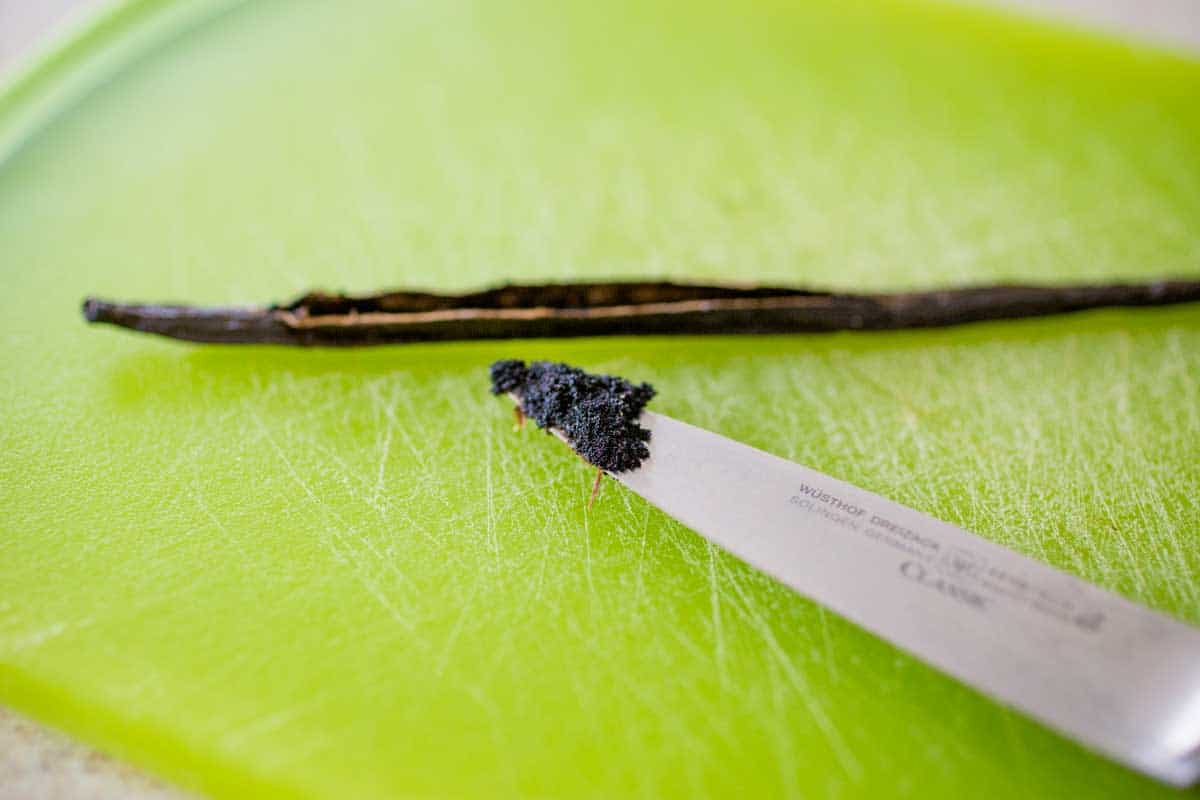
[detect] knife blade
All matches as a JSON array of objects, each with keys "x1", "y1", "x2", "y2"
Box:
[{"x1": 611, "y1": 411, "x2": 1200, "y2": 786}]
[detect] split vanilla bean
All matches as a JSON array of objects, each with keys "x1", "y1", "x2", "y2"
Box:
[{"x1": 82, "y1": 279, "x2": 1200, "y2": 346}]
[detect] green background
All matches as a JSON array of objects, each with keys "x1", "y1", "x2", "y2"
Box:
[{"x1": 2, "y1": 0, "x2": 1198, "y2": 796}]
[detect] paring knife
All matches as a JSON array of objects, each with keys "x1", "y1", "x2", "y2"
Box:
[{"x1": 536, "y1": 405, "x2": 1200, "y2": 786}]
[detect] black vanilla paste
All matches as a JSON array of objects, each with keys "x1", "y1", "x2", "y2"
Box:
[{"x1": 490, "y1": 360, "x2": 655, "y2": 473}]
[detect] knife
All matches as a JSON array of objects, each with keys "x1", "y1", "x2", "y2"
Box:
[
  {"x1": 493, "y1": 360, "x2": 1200, "y2": 787},
  {"x1": 613, "y1": 411, "x2": 1200, "y2": 786}
]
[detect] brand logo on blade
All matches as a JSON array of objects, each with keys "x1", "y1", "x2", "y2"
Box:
[{"x1": 900, "y1": 561, "x2": 989, "y2": 610}]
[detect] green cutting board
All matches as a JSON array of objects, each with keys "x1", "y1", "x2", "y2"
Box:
[{"x1": 2, "y1": 0, "x2": 1198, "y2": 797}]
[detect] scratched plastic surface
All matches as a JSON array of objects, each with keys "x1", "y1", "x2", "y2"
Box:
[{"x1": 1, "y1": 1, "x2": 1199, "y2": 797}]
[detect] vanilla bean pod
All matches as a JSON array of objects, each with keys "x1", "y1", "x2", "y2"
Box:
[{"x1": 82, "y1": 279, "x2": 1200, "y2": 346}]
